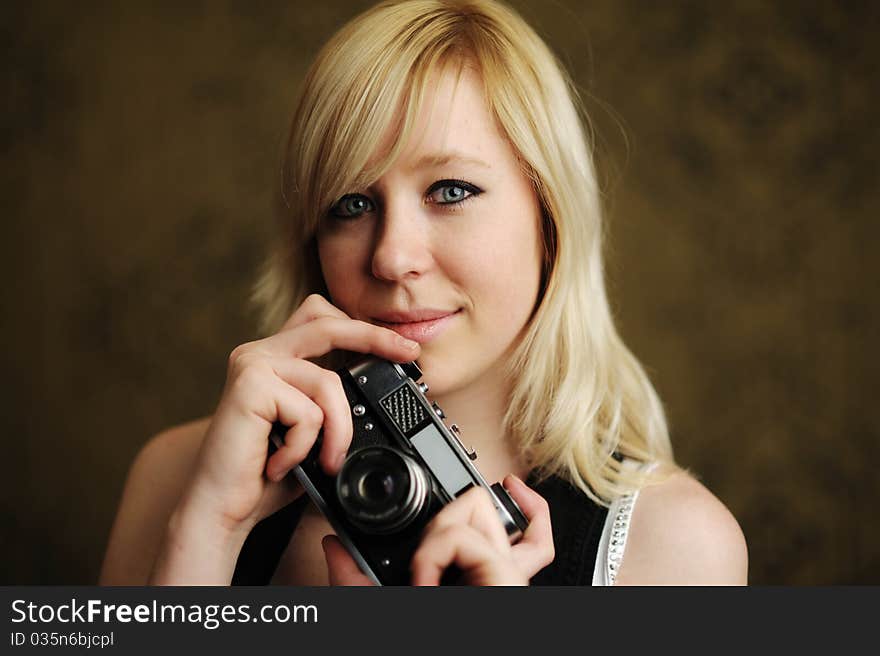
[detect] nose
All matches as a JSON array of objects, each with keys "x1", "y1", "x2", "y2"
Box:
[{"x1": 370, "y1": 202, "x2": 433, "y2": 282}]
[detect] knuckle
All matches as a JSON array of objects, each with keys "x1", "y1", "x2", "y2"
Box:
[
  {"x1": 303, "y1": 293, "x2": 327, "y2": 308},
  {"x1": 535, "y1": 494, "x2": 550, "y2": 514},
  {"x1": 409, "y1": 549, "x2": 430, "y2": 572},
  {"x1": 474, "y1": 486, "x2": 492, "y2": 504},
  {"x1": 321, "y1": 368, "x2": 342, "y2": 392},
  {"x1": 223, "y1": 370, "x2": 271, "y2": 416},
  {"x1": 424, "y1": 511, "x2": 450, "y2": 536},
  {"x1": 383, "y1": 326, "x2": 404, "y2": 344},
  {"x1": 443, "y1": 524, "x2": 468, "y2": 543},
  {"x1": 543, "y1": 542, "x2": 556, "y2": 565},
  {"x1": 311, "y1": 315, "x2": 336, "y2": 334},
  {"x1": 230, "y1": 351, "x2": 264, "y2": 379},
  {"x1": 302, "y1": 402, "x2": 324, "y2": 427},
  {"x1": 358, "y1": 319, "x2": 394, "y2": 341},
  {"x1": 300, "y1": 294, "x2": 328, "y2": 320},
  {"x1": 227, "y1": 342, "x2": 253, "y2": 371},
  {"x1": 465, "y1": 485, "x2": 493, "y2": 509},
  {"x1": 538, "y1": 523, "x2": 555, "y2": 564},
  {"x1": 284, "y1": 428, "x2": 312, "y2": 457},
  {"x1": 231, "y1": 361, "x2": 268, "y2": 391}
]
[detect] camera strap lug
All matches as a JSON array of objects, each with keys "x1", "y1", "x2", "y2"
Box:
[{"x1": 450, "y1": 424, "x2": 478, "y2": 460}]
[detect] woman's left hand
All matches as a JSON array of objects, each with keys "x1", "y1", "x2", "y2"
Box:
[{"x1": 322, "y1": 474, "x2": 554, "y2": 586}]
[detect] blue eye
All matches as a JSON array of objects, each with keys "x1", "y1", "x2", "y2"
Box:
[
  {"x1": 330, "y1": 194, "x2": 374, "y2": 218},
  {"x1": 427, "y1": 179, "x2": 482, "y2": 205}
]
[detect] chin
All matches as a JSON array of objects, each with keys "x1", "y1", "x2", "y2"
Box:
[
  {"x1": 411, "y1": 350, "x2": 452, "y2": 393},
  {"x1": 415, "y1": 353, "x2": 481, "y2": 399}
]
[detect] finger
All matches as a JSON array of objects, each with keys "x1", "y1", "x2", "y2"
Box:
[
  {"x1": 264, "y1": 357, "x2": 353, "y2": 476},
  {"x1": 425, "y1": 486, "x2": 511, "y2": 553},
  {"x1": 411, "y1": 524, "x2": 520, "y2": 586},
  {"x1": 264, "y1": 379, "x2": 325, "y2": 481},
  {"x1": 280, "y1": 294, "x2": 350, "y2": 332},
  {"x1": 503, "y1": 474, "x2": 556, "y2": 575},
  {"x1": 256, "y1": 473, "x2": 305, "y2": 519},
  {"x1": 261, "y1": 316, "x2": 421, "y2": 363},
  {"x1": 322, "y1": 535, "x2": 375, "y2": 586},
  {"x1": 225, "y1": 354, "x2": 352, "y2": 477}
]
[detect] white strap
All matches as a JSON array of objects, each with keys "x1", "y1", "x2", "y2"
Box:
[{"x1": 591, "y1": 461, "x2": 658, "y2": 586}]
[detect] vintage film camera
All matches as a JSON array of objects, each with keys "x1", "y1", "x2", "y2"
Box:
[{"x1": 268, "y1": 355, "x2": 528, "y2": 585}]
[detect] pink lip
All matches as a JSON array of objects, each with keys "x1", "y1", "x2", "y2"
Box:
[{"x1": 373, "y1": 310, "x2": 461, "y2": 344}]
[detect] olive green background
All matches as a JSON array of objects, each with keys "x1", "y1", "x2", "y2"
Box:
[{"x1": 2, "y1": 1, "x2": 876, "y2": 585}]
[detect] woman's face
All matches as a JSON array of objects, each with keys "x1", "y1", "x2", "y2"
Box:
[{"x1": 316, "y1": 65, "x2": 544, "y2": 397}]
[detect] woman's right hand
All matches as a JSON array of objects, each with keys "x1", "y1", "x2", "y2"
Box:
[{"x1": 173, "y1": 293, "x2": 421, "y2": 545}]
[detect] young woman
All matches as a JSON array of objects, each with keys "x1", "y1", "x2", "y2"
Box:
[{"x1": 100, "y1": 0, "x2": 747, "y2": 586}]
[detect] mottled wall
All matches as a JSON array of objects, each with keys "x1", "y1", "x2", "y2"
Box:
[{"x1": 2, "y1": 1, "x2": 876, "y2": 584}]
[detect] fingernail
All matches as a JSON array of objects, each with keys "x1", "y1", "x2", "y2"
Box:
[{"x1": 396, "y1": 335, "x2": 419, "y2": 350}]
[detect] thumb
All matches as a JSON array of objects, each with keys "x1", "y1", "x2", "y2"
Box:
[{"x1": 321, "y1": 535, "x2": 376, "y2": 586}]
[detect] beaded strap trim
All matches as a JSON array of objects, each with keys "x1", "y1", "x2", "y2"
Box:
[{"x1": 606, "y1": 491, "x2": 637, "y2": 586}]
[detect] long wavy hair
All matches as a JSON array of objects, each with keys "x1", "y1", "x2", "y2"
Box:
[{"x1": 252, "y1": 0, "x2": 676, "y2": 504}]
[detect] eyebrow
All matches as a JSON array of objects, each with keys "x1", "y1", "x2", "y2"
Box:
[{"x1": 411, "y1": 152, "x2": 492, "y2": 171}]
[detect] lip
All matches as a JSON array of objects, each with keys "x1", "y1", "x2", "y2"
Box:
[{"x1": 373, "y1": 309, "x2": 461, "y2": 344}]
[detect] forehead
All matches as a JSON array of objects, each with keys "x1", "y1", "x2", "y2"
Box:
[{"x1": 369, "y1": 63, "x2": 513, "y2": 174}]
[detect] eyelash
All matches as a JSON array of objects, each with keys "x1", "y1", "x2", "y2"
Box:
[{"x1": 328, "y1": 179, "x2": 483, "y2": 220}]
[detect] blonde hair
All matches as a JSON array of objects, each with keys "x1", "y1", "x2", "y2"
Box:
[{"x1": 253, "y1": 0, "x2": 676, "y2": 504}]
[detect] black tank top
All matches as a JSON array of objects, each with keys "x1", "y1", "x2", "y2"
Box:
[{"x1": 232, "y1": 473, "x2": 608, "y2": 586}]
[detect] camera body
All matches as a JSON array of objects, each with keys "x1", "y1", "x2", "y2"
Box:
[{"x1": 268, "y1": 355, "x2": 528, "y2": 585}]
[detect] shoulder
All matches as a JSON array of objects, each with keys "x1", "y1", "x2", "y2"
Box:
[
  {"x1": 133, "y1": 417, "x2": 212, "y2": 476},
  {"x1": 613, "y1": 467, "x2": 748, "y2": 585},
  {"x1": 99, "y1": 416, "x2": 213, "y2": 584},
  {"x1": 119, "y1": 417, "x2": 213, "y2": 505}
]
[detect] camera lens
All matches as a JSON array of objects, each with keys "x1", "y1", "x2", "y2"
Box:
[
  {"x1": 336, "y1": 446, "x2": 429, "y2": 534},
  {"x1": 359, "y1": 471, "x2": 396, "y2": 504}
]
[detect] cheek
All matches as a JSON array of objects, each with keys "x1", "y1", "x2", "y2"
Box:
[
  {"x1": 317, "y1": 238, "x2": 365, "y2": 305},
  {"x1": 458, "y1": 219, "x2": 543, "y2": 323}
]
